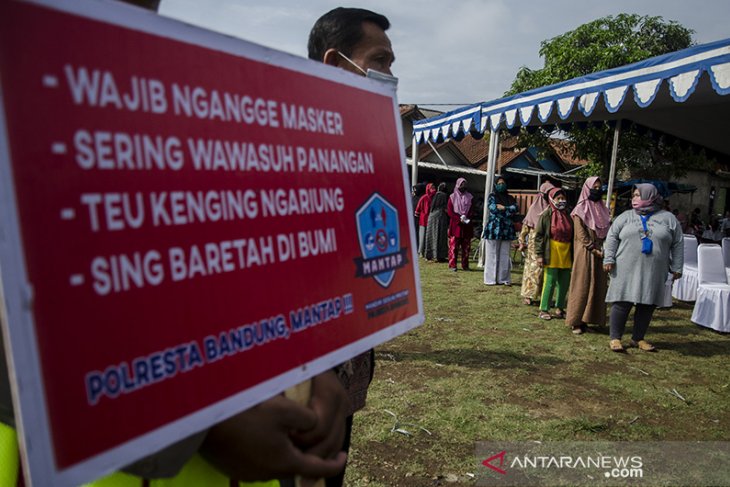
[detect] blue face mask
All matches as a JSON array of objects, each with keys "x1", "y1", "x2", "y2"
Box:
[
  {"x1": 555, "y1": 201, "x2": 567, "y2": 211},
  {"x1": 495, "y1": 183, "x2": 506, "y2": 193}
]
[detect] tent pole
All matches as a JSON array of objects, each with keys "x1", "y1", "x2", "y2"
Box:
[
  {"x1": 605, "y1": 120, "x2": 621, "y2": 213},
  {"x1": 477, "y1": 129, "x2": 498, "y2": 268},
  {"x1": 482, "y1": 129, "x2": 499, "y2": 224},
  {"x1": 411, "y1": 135, "x2": 419, "y2": 186}
]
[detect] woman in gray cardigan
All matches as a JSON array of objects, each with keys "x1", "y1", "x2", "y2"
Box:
[{"x1": 602, "y1": 184, "x2": 683, "y2": 352}]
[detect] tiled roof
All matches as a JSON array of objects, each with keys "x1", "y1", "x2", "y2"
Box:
[
  {"x1": 549, "y1": 139, "x2": 589, "y2": 167},
  {"x1": 453, "y1": 137, "x2": 490, "y2": 166},
  {"x1": 399, "y1": 104, "x2": 442, "y2": 121},
  {"x1": 399, "y1": 104, "x2": 418, "y2": 117},
  {"x1": 409, "y1": 136, "x2": 490, "y2": 167},
  {"x1": 471, "y1": 143, "x2": 529, "y2": 172}
]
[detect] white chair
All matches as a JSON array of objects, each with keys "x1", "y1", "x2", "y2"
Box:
[
  {"x1": 691, "y1": 244, "x2": 730, "y2": 332},
  {"x1": 722, "y1": 238, "x2": 730, "y2": 282},
  {"x1": 722, "y1": 238, "x2": 730, "y2": 266},
  {"x1": 672, "y1": 234, "x2": 699, "y2": 301}
]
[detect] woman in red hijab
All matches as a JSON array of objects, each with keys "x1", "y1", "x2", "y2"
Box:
[
  {"x1": 534, "y1": 188, "x2": 573, "y2": 320},
  {"x1": 415, "y1": 183, "x2": 436, "y2": 257}
]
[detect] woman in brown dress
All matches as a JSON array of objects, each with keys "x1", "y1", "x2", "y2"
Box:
[{"x1": 565, "y1": 177, "x2": 611, "y2": 334}]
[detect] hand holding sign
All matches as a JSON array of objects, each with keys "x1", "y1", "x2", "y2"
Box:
[{"x1": 201, "y1": 376, "x2": 347, "y2": 482}]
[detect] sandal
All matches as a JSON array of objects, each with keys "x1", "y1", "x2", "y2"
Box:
[
  {"x1": 571, "y1": 326, "x2": 584, "y2": 335},
  {"x1": 523, "y1": 298, "x2": 532, "y2": 305},
  {"x1": 538, "y1": 311, "x2": 552, "y2": 320},
  {"x1": 551, "y1": 310, "x2": 566, "y2": 319},
  {"x1": 630, "y1": 339, "x2": 657, "y2": 352},
  {"x1": 609, "y1": 339, "x2": 624, "y2": 352}
]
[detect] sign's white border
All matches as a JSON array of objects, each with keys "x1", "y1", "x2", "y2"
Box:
[{"x1": 0, "y1": 0, "x2": 424, "y2": 485}]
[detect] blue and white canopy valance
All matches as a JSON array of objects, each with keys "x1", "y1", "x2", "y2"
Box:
[
  {"x1": 413, "y1": 37, "x2": 730, "y2": 156},
  {"x1": 413, "y1": 103, "x2": 482, "y2": 144}
]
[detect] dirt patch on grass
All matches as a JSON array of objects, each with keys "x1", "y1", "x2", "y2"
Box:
[{"x1": 348, "y1": 439, "x2": 475, "y2": 487}]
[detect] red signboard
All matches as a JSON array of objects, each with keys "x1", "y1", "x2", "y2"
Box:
[{"x1": 0, "y1": 1, "x2": 422, "y2": 485}]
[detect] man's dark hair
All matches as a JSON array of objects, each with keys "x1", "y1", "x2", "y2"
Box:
[{"x1": 308, "y1": 7, "x2": 390, "y2": 61}]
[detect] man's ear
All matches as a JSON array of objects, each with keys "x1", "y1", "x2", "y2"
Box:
[{"x1": 322, "y1": 48, "x2": 341, "y2": 67}]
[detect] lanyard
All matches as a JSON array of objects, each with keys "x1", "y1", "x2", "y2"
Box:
[{"x1": 639, "y1": 214, "x2": 650, "y2": 237}]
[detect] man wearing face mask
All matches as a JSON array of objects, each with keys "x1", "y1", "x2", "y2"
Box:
[
  {"x1": 307, "y1": 8, "x2": 395, "y2": 486},
  {"x1": 308, "y1": 7, "x2": 395, "y2": 80}
]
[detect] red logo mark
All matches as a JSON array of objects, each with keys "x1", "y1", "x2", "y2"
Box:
[{"x1": 482, "y1": 450, "x2": 507, "y2": 475}]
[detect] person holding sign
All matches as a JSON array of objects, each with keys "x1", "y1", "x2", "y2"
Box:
[
  {"x1": 0, "y1": 0, "x2": 422, "y2": 485},
  {"x1": 307, "y1": 7, "x2": 395, "y2": 487},
  {"x1": 0, "y1": 1, "x2": 351, "y2": 485}
]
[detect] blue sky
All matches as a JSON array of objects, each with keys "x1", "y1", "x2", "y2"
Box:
[{"x1": 159, "y1": 1, "x2": 730, "y2": 109}]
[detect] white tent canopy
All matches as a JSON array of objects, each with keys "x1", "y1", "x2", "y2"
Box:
[
  {"x1": 411, "y1": 37, "x2": 730, "y2": 220},
  {"x1": 414, "y1": 37, "x2": 730, "y2": 154}
]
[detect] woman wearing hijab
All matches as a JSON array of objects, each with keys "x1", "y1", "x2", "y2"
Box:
[
  {"x1": 534, "y1": 188, "x2": 573, "y2": 320},
  {"x1": 425, "y1": 182, "x2": 450, "y2": 262},
  {"x1": 519, "y1": 181, "x2": 555, "y2": 304},
  {"x1": 603, "y1": 183, "x2": 684, "y2": 352},
  {"x1": 415, "y1": 183, "x2": 436, "y2": 257},
  {"x1": 446, "y1": 178, "x2": 475, "y2": 271},
  {"x1": 565, "y1": 177, "x2": 610, "y2": 334},
  {"x1": 483, "y1": 176, "x2": 519, "y2": 285}
]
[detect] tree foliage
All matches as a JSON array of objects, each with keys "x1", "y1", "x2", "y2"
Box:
[{"x1": 505, "y1": 14, "x2": 709, "y2": 179}]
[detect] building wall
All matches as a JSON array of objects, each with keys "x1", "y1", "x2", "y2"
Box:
[{"x1": 670, "y1": 170, "x2": 730, "y2": 221}]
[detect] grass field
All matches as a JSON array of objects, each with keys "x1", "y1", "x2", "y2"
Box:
[{"x1": 343, "y1": 253, "x2": 730, "y2": 486}]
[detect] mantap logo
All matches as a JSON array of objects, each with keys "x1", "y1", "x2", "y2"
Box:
[
  {"x1": 353, "y1": 192, "x2": 407, "y2": 288},
  {"x1": 482, "y1": 450, "x2": 507, "y2": 475}
]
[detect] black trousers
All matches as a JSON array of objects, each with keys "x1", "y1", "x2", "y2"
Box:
[{"x1": 609, "y1": 301, "x2": 656, "y2": 341}]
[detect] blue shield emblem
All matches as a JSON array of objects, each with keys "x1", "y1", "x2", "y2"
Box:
[{"x1": 355, "y1": 193, "x2": 404, "y2": 288}]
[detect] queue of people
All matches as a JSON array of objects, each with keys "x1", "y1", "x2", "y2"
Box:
[{"x1": 416, "y1": 176, "x2": 685, "y2": 353}]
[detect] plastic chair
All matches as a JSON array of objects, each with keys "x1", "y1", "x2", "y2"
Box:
[
  {"x1": 722, "y1": 238, "x2": 730, "y2": 282},
  {"x1": 672, "y1": 234, "x2": 699, "y2": 301},
  {"x1": 691, "y1": 244, "x2": 730, "y2": 332},
  {"x1": 683, "y1": 233, "x2": 699, "y2": 268},
  {"x1": 722, "y1": 238, "x2": 730, "y2": 267}
]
